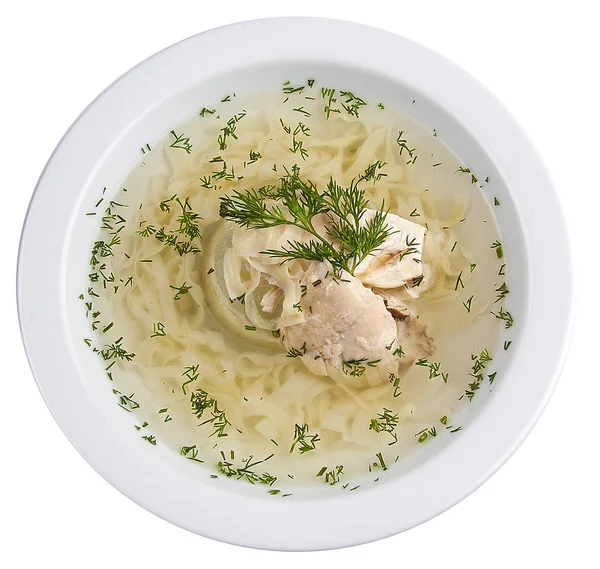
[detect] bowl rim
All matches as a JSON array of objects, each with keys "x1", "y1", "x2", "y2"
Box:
[{"x1": 17, "y1": 16, "x2": 573, "y2": 551}]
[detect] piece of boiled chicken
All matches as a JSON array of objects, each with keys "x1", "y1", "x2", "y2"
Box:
[
  {"x1": 282, "y1": 261, "x2": 433, "y2": 379},
  {"x1": 354, "y1": 210, "x2": 426, "y2": 289}
]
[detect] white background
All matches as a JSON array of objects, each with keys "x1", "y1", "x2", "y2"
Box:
[{"x1": 1, "y1": 1, "x2": 598, "y2": 567}]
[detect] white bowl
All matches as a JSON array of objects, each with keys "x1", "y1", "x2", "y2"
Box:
[{"x1": 17, "y1": 17, "x2": 572, "y2": 550}]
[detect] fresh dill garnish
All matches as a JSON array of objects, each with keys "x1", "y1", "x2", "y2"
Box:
[
  {"x1": 170, "y1": 282, "x2": 191, "y2": 300},
  {"x1": 389, "y1": 373, "x2": 402, "y2": 397},
  {"x1": 181, "y1": 445, "x2": 204, "y2": 462},
  {"x1": 321, "y1": 87, "x2": 341, "y2": 119},
  {"x1": 494, "y1": 197, "x2": 500, "y2": 206},
  {"x1": 283, "y1": 81, "x2": 306, "y2": 94},
  {"x1": 491, "y1": 240, "x2": 504, "y2": 259},
  {"x1": 415, "y1": 358, "x2": 449, "y2": 382},
  {"x1": 369, "y1": 408, "x2": 399, "y2": 445},
  {"x1": 498, "y1": 263, "x2": 506, "y2": 276},
  {"x1": 286, "y1": 342, "x2": 307, "y2": 358},
  {"x1": 396, "y1": 130, "x2": 417, "y2": 163},
  {"x1": 142, "y1": 434, "x2": 157, "y2": 445},
  {"x1": 392, "y1": 346, "x2": 404, "y2": 358},
  {"x1": 375, "y1": 452, "x2": 388, "y2": 470},
  {"x1": 219, "y1": 166, "x2": 392, "y2": 277},
  {"x1": 112, "y1": 389, "x2": 139, "y2": 412},
  {"x1": 455, "y1": 271, "x2": 464, "y2": 291},
  {"x1": 150, "y1": 322, "x2": 166, "y2": 338},
  {"x1": 199, "y1": 107, "x2": 216, "y2": 117},
  {"x1": 217, "y1": 110, "x2": 246, "y2": 150},
  {"x1": 463, "y1": 295, "x2": 474, "y2": 313},
  {"x1": 495, "y1": 282, "x2": 509, "y2": 303},
  {"x1": 465, "y1": 349, "x2": 494, "y2": 401},
  {"x1": 244, "y1": 325, "x2": 256, "y2": 331},
  {"x1": 359, "y1": 160, "x2": 388, "y2": 183},
  {"x1": 451, "y1": 241, "x2": 458, "y2": 252},
  {"x1": 182, "y1": 366, "x2": 200, "y2": 395},
  {"x1": 416, "y1": 426, "x2": 438, "y2": 443},
  {"x1": 195, "y1": 396, "x2": 230, "y2": 438},
  {"x1": 456, "y1": 166, "x2": 478, "y2": 184},
  {"x1": 138, "y1": 195, "x2": 202, "y2": 256},
  {"x1": 317, "y1": 465, "x2": 344, "y2": 485},
  {"x1": 217, "y1": 453, "x2": 276, "y2": 485},
  {"x1": 504, "y1": 340, "x2": 512, "y2": 350},
  {"x1": 491, "y1": 307, "x2": 514, "y2": 328},
  {"x1": 289, "y1": 423, "x2": 320, "y2": 454},
  {"x1": 341, "y1": 358, "x2": 381, "y2": 377},
  {"x1": 247, "y1": 150, "x2": 262, "y2": 165},
  {"x1": 169, "y1": 130, "x2": 193, "y2": 154},
  {"x1": 470, "y1": 263, "x2": 477, "y2": 273},
  {"x1": 339, "y1": 90, "x2": 367, "y2": 117},
  {"x1": 432, "y1": 162, "x2": 443, "y2": 167},
  {"x1": 101, "y1": 337, "x2": 135, "y2": 362},
  {"x1": 158, "y1": 408, "x2": 172, "y2": 422},
  {"x1": 293, "y1": 106, "x2": 311, "y2": 117},
  {"x1": 190, "y1": 387, "x2": 214, "y2": 418},
  {"x1": 377, "y1": 102, "x2": 385, "y2": 110}
]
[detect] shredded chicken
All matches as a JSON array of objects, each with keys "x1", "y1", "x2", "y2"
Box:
[
  {"x1": 373, "y1": 288, "x2": 435, "y2": 365},
  {"x1": 355, "y1": 210, "x2": 426, "y2": 289},
  {"x1": 282, "y1": 262, "x2": 399, "y2": 377}
]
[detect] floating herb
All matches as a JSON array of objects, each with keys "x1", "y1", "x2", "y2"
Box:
[
  {"x1": 369, "y1": 408, "x2": 399, "y2": 445},
  {"x1": 169, "y1": 130, "x2": 193, "y2": 154},
  {"x1": 289, "y1": 423, "x2": 320, "y2": 454},
  {"x1": 219, "y1": 166, "x2": 392, "y2": 277},
  {"x1": 170, "y1": 282, "x2": 191, "y2": 300}
]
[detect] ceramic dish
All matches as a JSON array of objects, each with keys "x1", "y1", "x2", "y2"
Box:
[{"x1": 17, "y1": 17, "x2": 572, "y2": 550}]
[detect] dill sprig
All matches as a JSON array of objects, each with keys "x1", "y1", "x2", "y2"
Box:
[
  {"x1": 359, "y1": 160, "x2": 388, "y2": 184},
  {"x1": 190, "y1": 388, "x2": 214, "y2": 418},
  {"x1": 170, "y1": 282, "x2": 191, "y2": 300},
  {"x1": 416, "y1": 426, "x2": 438, "y2": 443},
  {"x1": 218, "y1": 453, "x2": 276, "y2": 485},
  {"x1": 317, "y1": 465, "x2": 344, "y2": 485},
  {"x1": 456, "y1": 166, "x2": 478, "y2": 184},
  {"x1": 339, "y1": 90, "x2": 367, "y2": 117},
  {"x1": 101, "y1": 337, "x2": 135, "y2": 362},
  {"x1": 217, "y1": 110, "x2": 246, "y2": 150},
  {"x1": 169, "y1": 130, "x2": 193, "y2": 154},
  {"x1": 396, "y1": 130, "x2": 417, "y2": 163},
  {"x1": 181, "y1": 445, "x2": 204, "y2": 462},
  {"x1": 321, "y1": 88, "x2": 341, "y2": 119},
  {"x1": 289, "y1": 423, "x2": 320, "y2": 454},
  {"x1": 491, "y1": 240, "x2": 504, "y2": 259},
  {"x1": 219, "y1": 166, "x2": 392, "y2": 276},
  {"x1": 369, "y1": 408, "x2": 399, "y2": 445},
  {"x1": 112, "y1": 389, "x2": 139, "y2": 412},
  {"x1": 491, "y1": 307, "x2": 514, "y2": 328},
  {"x1": 137, "y1": 195, "x2": 202, "y2": 256},
  {"x1": 415, "y1": 358, "x2": 449, "y2": 383},
  {"x1": 464, "y1": 349, "x2": 494, "y2": 401},
  {"x1": 150, "y1": 322, "x2": 166, "y2": 338},
  {"x1": 495, "y1": 282, "x2": 509, "y2": 303},
  {"x1": 190, "y1": 388, "x2": 231, "y2": 438},
  {"x1": 341, "y1": 358, "x2": 381, "y2": 377}
]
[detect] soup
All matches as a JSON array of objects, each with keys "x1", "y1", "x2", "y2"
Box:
[{"x1": 82, "y1": 79, "x2": 511, "y2": 493}]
